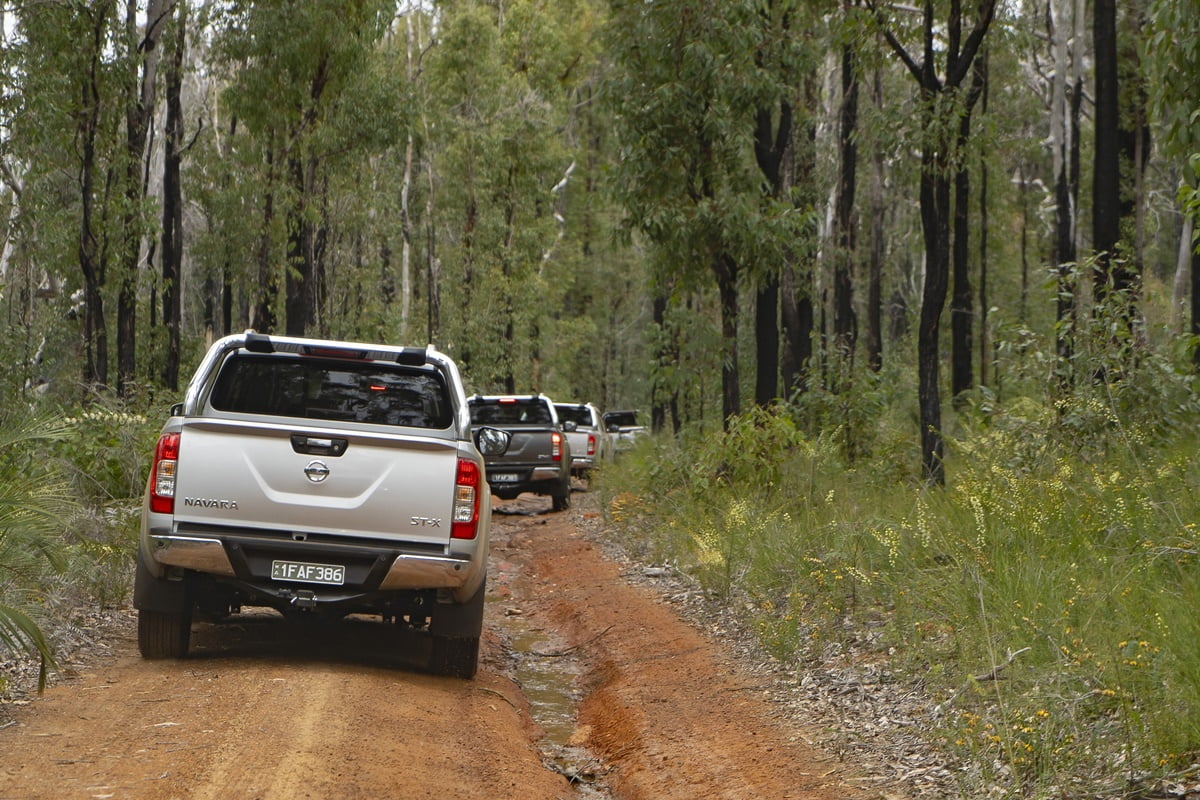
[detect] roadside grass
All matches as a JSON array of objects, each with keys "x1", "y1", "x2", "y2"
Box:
[{"x1": 595, "y1": 391, "x2": 1200, "y2": 798}]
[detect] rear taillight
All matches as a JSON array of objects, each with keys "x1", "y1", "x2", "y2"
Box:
[
  {"x1": 551, "y1": 431, "x2": 562, "y2": 461},
  {"x1": 587, "y1": 434, "x2": 596, "y2": 457},
  {"x1": 451, "y1": 458, "x2": 481, "y2": 540},
  {"x1": 149, "y1": 433, "x2": 180, "y2": 514}
]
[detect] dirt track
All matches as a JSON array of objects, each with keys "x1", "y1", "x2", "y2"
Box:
[{"x1": 0, "y1": 494, "x2": 866, "y2": 800}]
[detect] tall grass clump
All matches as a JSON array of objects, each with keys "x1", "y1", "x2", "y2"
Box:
[
  {"x1": 0, "y1": 413, "x2": 76, "y2": 693},
  {"x1": 46, "y1": 400, "x2": 161, "y2": 608},
  {"x1": 596, "y1": 332, "x2": 1200, "y2": 797}
]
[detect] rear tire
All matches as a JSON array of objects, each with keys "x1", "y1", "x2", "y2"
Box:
[
  {"x1": 430, "y1": 636, "x2": 480, "y2": 679},
  {"x1": 551, "y1": 474, "x2": 572, "y2": 511},
  {"x1": 138, "y1": 607, "x2": 193, "y2": 659},
  {"x1": 428, "y1": 576, "x2": 486, "y2": 679}
]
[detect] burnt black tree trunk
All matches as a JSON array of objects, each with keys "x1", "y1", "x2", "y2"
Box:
[
  {"x1": 866, "y1": 63, "x2": 886, "y2": 374},
  {"x1": 284, "y1": 53, "x2": 329, "y2": 337},
  {"x1": 1053, "y1": 71, "x2": 1083, "y2": 374},
  {"x1": 976, "y1": 47, "x2": 990, "y2": 387},
  {"x1": 285, "y1": 153, "x2": 321, "y2": 337},
  {"x1": 1193, "y1": 246, "x2": 1200, "y2": 370},
  {"x1": 950, "y1": 62, "x2": 985, "y2": 403},
  {"x1": 780, "y1": 75, "x2": 819, "y2": 395},
  {"x1": 1092, "y1": 0, "x2": 1121, "y2": 303},
  {"x1": 117, "y1": 0, "x2": 169, "y2": 397},
  {"x1": 77, "y1": 3, "x2": 111, "y2": 391},
  {"x1": 253, "y1": 142, "x2": 278, "y2": 333},
  {"x1": 873, "y1": 0, "x2": 998, "y2": 485},
  {"x1": 753, "y1": 97, "x2": 792, "y2": 406},
  {"x1": 160, "y1": 4, "x2": 185, "y2": 391},
  {"x1": 716, "y1": 251, "x2": 741, "y2": 424}
]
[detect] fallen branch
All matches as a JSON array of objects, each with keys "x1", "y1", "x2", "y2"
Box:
[
  {"x1": 934, "y1": 646, "x2": 1031, "y2": 714},
  {"x1": 531, "y1": 625, "x2": 615, "y2": 658},
  {"x1": 971, "y1": 646, "x2": 1031, "y2": 683},
  {"x1": 474, "y1": 686, "x2": 518, "y2": 709}
]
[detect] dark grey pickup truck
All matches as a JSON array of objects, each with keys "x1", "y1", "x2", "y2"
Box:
[
  {"x1": 134, "y1": 332, "x2": 502, "y2": 678},
  {"x1": 467, "y1": 394, "x2": 573, "y2": 511}
]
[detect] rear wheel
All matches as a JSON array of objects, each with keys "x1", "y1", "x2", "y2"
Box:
[
  {"x1": 138, "y1": 607, "x2": 193, "y2": 659},
  {"x1": 430, "y1": 636, "x2": 481, "y2": 679},
  {"x1": 428, "y1": 577, "x2": 486, "y2": 679},
  {"x1": 551, "y1": 477, "x2": 571, "y2": 511}
]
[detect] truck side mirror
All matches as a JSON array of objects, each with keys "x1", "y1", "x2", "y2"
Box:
[
  {"x1": 474, "y1": 427, "x2": 511, "y2": 456},
  {"x1": 562, "y1": 420, "x2": 577, "y2": 432}
]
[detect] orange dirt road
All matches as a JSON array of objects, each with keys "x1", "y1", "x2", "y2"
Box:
[{"x1": 0, "y1": 494, "x2": 867, "y2": 800}]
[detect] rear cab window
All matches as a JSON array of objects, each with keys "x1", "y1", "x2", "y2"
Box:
[
  {"x1": 554, "y1": 405, "x2": 594, "y2": 428},
  {"x1": 209, "y1": 354, "x2": 453, "y2": 429},
  {"x1": 469, "y1": 398, "x2": 553, "y2": 426}
]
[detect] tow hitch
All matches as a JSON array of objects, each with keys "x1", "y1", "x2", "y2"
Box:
[{"x1": 289, "y1": 589, "x2": 318, "y2": 610}]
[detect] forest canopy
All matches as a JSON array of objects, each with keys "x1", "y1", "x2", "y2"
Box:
[{"x1": 0, "y1": 0, "x2": 1197, "y2": 481}]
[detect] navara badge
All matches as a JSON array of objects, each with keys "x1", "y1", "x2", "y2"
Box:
[{"x1": 304, "y1": 460, "x2": 330, "y2": 483}]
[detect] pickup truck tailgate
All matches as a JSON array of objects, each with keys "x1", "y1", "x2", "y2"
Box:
[
  {"x1": 491, "y1": 428, "x2": 555, "y2": 463},
  {"x1": 172, "y1": 419, "x2": 458, "y2": 546}
]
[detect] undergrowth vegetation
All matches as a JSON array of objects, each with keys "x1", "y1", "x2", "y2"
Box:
[
  {"x1": 596, "y1": 337, "x2": 1200, "y2": 798},
  {"x1": 0, "y1": 401, "x2": 161, "y2": 695}
]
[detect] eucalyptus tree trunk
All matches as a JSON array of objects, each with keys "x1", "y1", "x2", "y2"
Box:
[
  {"x1": 832, "y1": 44, "x2": 858, "y2": 367},
  {"x1": 950, "y1": 63, "x2": 985, "y2": 404},
  {"x1": 752, "y1": 97, "x2": 792, "y2": 406},
  {"x1": 1092, "y1": 0, "x2": 1121, "y2": 303},
  {"x1": 77, "y1": 2, "x2": 114, "y2": 391},
  {"x1": 398, "y1": 12, "x2": 418, "y2": 337},
  {"x1": 875, "y1": 0, "x2": 997, "y2": 485},
  {"x1": 1050, "y1": 0, "x2": 1081, "y2": 377},
  {"x1": 253, "y1": 144, "x2": 279, "y2": 334},
  {"x1": 1122, "y1": 12, "x2": 1151, "y2": 284},
  {"x1": 1193, "y1": 246, "x2": 1200, "y2": 371},
  {"x1": 1171, "y1": 215, "x2": 1193, "y2": 333},
  {"x1": 865, "y1": 64, "x2": 885, "y2": 374},
  {"x1": 160, "y1": 4, "x2": 185, "y2": 391},
  {"x1": 977, "y1": 50, "x2": 990, "y2": 388},
  {"x1": 426, "y1": 152, "x2": 440, "y2": 346},
  {"x1": 780, "y1": 75, "x2": 818, "y2": 396},
  {"x1": 117, "y1": 0, "x2": 169, "y2": 397},
  {"x1": 284, "y1": 53, "x2": 329, "y2": 338},
  {"x1": 716, "y1": 252, "x2": 741, "y2": 425}
]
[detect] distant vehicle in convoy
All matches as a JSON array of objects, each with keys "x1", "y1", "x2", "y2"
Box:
[
  {"x1": 134, "y1": 332, "x2": 506, "y2": 678},
  {"x1": 553, "y1": 402, "x2": 614, "y2": 479},
  {"x1": 467, "y1": 394, "x2": 573, "y2": 511},
  {"x1": 602, "y1": 409, "x2": 647, "y2": 452}
]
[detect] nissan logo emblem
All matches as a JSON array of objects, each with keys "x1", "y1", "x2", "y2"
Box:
[{"x1": 304, "y1": 460, "x2": 330, "y2": 483}]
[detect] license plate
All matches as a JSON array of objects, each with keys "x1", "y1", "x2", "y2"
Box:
[
  {"x1": 491, "y1": 473, "x2": 520, "y2": 483},
  {"x1": 271, "y1": 560, "x2": 346, "y2": 585}
]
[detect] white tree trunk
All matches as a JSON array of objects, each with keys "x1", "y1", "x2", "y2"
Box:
[
  {"x1": 398, "y1": 12, "x2": 416, "y2": 337},
  {"x1": 1171, "y1": 213, "x2": 1193, "y2": 333}
]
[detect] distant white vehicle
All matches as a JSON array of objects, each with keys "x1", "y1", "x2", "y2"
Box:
[
  {"x1": 602, "y1": 409, "x2": 647, "y2": 452},
  {"x1": 554, "y1": 402, "x2": 615, "y2": 478}
]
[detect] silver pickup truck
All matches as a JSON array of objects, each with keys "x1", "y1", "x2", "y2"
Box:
[
  {"x1": 554, "y1": 402, "x2": 614, "y2": 479},
  {"x1": 133, "y1": 332, "x2": 503, "y2": 678}
]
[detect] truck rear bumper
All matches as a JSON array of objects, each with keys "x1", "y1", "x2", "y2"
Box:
[{"x1": 147, "y1": 534, "x2": 479, "y2": 591}]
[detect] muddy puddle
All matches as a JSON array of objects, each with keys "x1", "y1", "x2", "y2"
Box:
[{"x1": 499, "y1": 607, "x2": 610, "y2": 799}]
